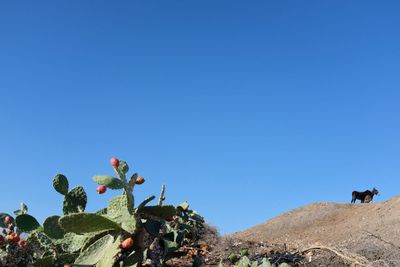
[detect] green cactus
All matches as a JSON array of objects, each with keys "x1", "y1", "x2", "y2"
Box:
[
  {"x1": 137, "y1": 195, "x2": 156, "y2": 209},
  {"x1": 80, "y1": 229, "x2": 116, "y2": 252},
  {"x1": 96, "y1": 207, "x2": 108, "y2": 215},
  {"x1": 259, "y1": 259, "x2": 272, "y2": 267},
  {"x1": 93, "y1": 175, "x2": 126, "y2": 189},
  {"x1": 124, "y1": 250, "x2": 143, "y2": 267},
  {"x1": 220, "y1": 256, "x2": 290, "y2": 267},
  {"x1": 162, "y1": 228, "x2": 185, "y2": 260},
  {"x1": 237, "y1": 256, "x2": 251, "y2": 266},
  {"x1": 34, "y1": 252, "x2": 78, "y2": 267},
  {"x1": 107, "y1": 194, "x2": 136, "y2": 233},
  {"x1": 74, "y1": 234, "x2": 116, "y2": 265},
  {"x1": 107, "y1": 194, "x2": 130, "y2": 219},
  {"x1": 59, "y1": 232, "x2": 90, "y2": 253},
  {"x1": 53, "y1": 174, "x2": 69, "y2": 195},
  {"x1": 96, "y1": 235, "x2": 123, "y2": 266},
  {"x1": 15, "y1": 214, "x2": 40, "y2": 232},
  {"x1": 128, "y1": 172, "x2": 138, "y2": 187},
  {"x1": 136, "y1": 205, "x2": 176, "y2": 219},
  {"x1": 240, "y1": 249, "x2": 250, "y2": 257},
  {"x1": 43, "y1": 215, "x2": 65, "y2": 239},
  {"x1": 13, "y1": 202, "x2": 28, "y2": 216},
  {"x1": 1, "y1": 158, "x2": 208, "y2": 267},
  {"x1": 28, "y1": 230, "x2": 54, "y2": 249},
  {"x1": 59, "y1": 213, "x2": 122, "y2": 234},
  {"x1": 228, "y1": 253, "x2": 240, "y2": 264},
  {"x1": 143, "y1": 218, "x2": 162, "y2": 236},
  {"x1": 63, "y1": 186, "x2": 87, "y2": 215},
  {"x1": 118, "y1": 160, "x2": 129, "y2": 175}
]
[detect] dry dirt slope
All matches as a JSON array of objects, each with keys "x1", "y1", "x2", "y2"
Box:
[{"x1": 229, "y1": 195, "x2": 400, "y2": 266}]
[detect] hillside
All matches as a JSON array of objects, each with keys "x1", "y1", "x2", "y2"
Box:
[{"x1": 224, "y1": 196, "x2": 400, "y2": 266}]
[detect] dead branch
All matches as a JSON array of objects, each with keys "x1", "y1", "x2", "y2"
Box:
[{"x1": 301, "y1": 245, "x2": 370, "y2": 267}]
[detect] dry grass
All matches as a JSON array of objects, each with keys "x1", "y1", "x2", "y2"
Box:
[{"x1": 228, "y1": 195, "x2": 400, "y2": 266}]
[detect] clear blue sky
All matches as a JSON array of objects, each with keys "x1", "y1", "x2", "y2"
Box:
[{"x1": 1, "y1": 1, "x2": 399, "y2": 234}]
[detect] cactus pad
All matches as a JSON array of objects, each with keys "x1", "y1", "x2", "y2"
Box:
[
  {"x1": 107, "y1": 194, "x2": 129, "y2": 219},
  {"x1": 53, "y1": 174, "x2": 69, "y2": 195},
  {"x1": 137, "y1": 205, "x2": 176, "y2": 219},
  {"x1": 80, "y1": 229, "x2": 115, "y2": 252},
  {"x1": 28, "y1": 230, "x2": 54, "y2": 249},
  {"x1": 118, "y1": 160, "x2": 129, "y2": 175},
  {"x1": 59, "y1": 213, "x2": 122, "y2": 234},
  {"x1": 128, "y1": 173, "x2": 138, "y2": 187},
  {"x1": 124, "y1": 250, "x2": 143, "y2": 267},
  {"x1": 96, "y1": 235, "x2": 122, "y2": 266},
  {"x1": 63, "y1": 186, "x2": 87, "y2": 215},
  {"x1": 43, "y1": 215, "x2": 65, "y2": 239},
  {"x1": 162, "y1": 229, "x2": 185, "y2": 254},
  {"x1": 13, "y1": 202, "x2": 28, "y2": 216},
  {"x1": 93, "y1": 175, "x2": 125, "y2": 189},
  {"x1": 96, "y1": 207, "x2": 108, "y2": 215},
  {"x1": 137, "y1": 195, "x2": 156, "y2": 209},
  {"x1": 32, "y1": 253, "x2": 78, "y2": 267},
  {"x1": 107, "y1": 194, "x2": 136, "y2": 233},
  {"x1": 143, "y1": 218, "x2": 162, "y2": 236},
  {"x1": 15, "y1": 214, "x2": 40, "y2": 232},
  {"x1": 74, "y1": 234, "x2": 115, "y2": 265},
  {"x1": 57, "y1": 232, "x2": 88, "y2": 253}
]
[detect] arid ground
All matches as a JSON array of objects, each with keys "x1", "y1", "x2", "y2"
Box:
[{"x1": 191, "y1": 196, "x2": 400, "y2": 266}]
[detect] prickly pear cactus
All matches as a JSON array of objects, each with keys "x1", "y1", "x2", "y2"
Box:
[
  {"x1": 13, "y1": 202, "x2": 28, "y2": 216},
  {"x1": 74, "y1": 234, "x2": 116, "y2": 265},
  {"x1": 107, "y1": 194, "x2": 136, "y2": 233},
  {"x1": 59, "y1": 213, "x2": 122, "y2": 234},
  {"x1": 63, "y1": 186, "x2": 87, "y2": 215},
  {"x1": 15, "y1": 214, "x2": 40, "y2": 232},
  {"x1": 52, "y1": 174, "x2": 87, "y2": 215},
  {"x1": 43, "y1": 215, "x2": 65, "y2": 239},
  {"x1": 53, "y1": 174, "x2": 69, "y2": 195},
  {"x1": 222, "y1": 255, "x2": 292, "y2": 267},
  {"x1": 93, "y1": 175, "x2": 125, "y2": 189},
  {"x1": 1, "y1": 157, "x2": 208, "y2": 267},
  {"x1": 136, "y1": 205, "x2": 176, "y2": 219}
]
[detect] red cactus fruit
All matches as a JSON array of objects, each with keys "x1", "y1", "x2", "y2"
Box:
[
  {"x1": 110, "y1": 157, "x2": 120, "y2": 167},
  {"x1": 4, "y1": 216, "x2": 11, "y2": 225},
  {"x1": 96, "y1": 185, "x2": 107, "y2": 194},
  {"x1": 18, "y1": 239, "x2": 27, "y2": 248},
  {"x1": 8, "y1": 232, "x2": 20, "y2": 243},
  {"x1": 120, "y1": 237, "x2": 134, "y2": 249},
  {"x1": 135, "y1": 177, "x2": 145, "y2": 185}
]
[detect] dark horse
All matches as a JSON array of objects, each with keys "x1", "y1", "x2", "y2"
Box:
[{"x1": 351, "y1": 187, "x2": 379, "y2": 203}]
